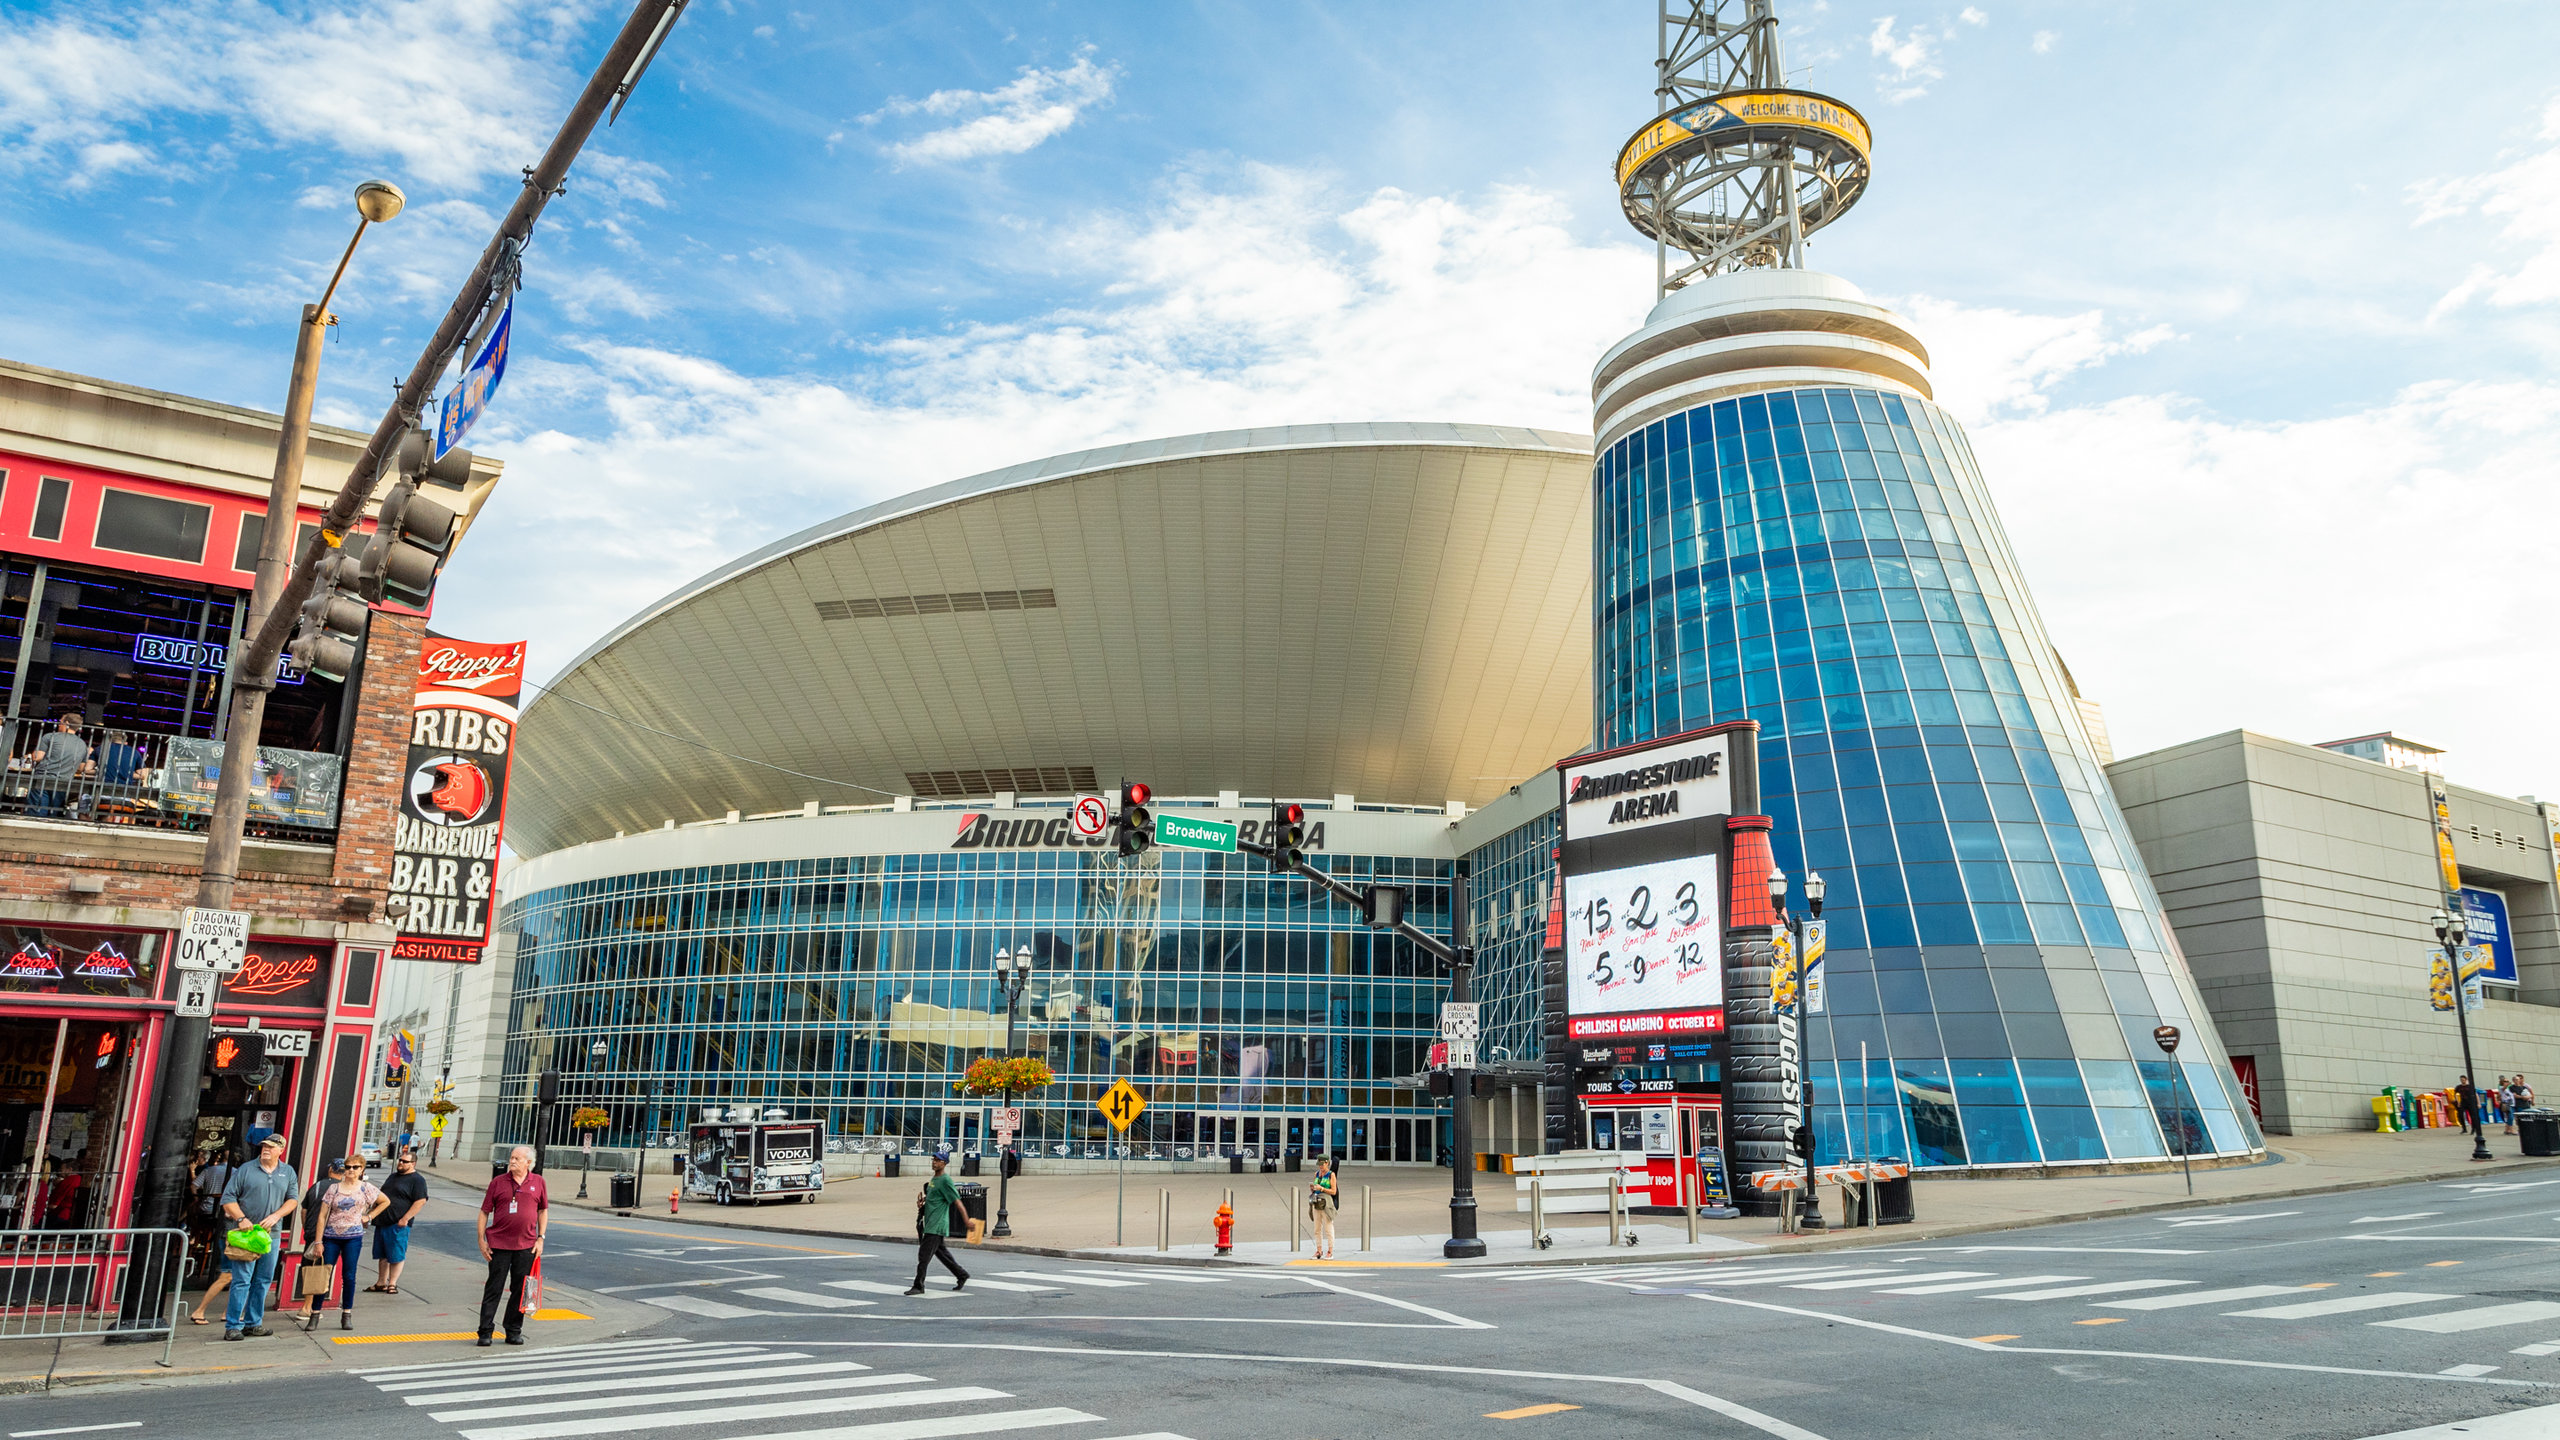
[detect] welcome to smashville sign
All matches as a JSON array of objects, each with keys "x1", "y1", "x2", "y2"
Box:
[{"x1": 388, "y1": 634, "x2": 525, "y2": 964}]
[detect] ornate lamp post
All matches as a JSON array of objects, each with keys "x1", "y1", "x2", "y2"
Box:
[
  {"x1": 1769, "y1": 867, "x2": 1826, "y2": 1231},
  {"x1": 579, "y1": 1038, "x2": 607, "y2": 1198},
  {"x1": 2432, "y1": 908, "x2": 2496, "y2": 1163},
  {"x1": 992, "y1": 945, "x2": 1036, "y2": 1237}
]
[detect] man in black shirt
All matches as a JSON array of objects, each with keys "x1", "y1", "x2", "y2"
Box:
[{"x1": 368, "y1": 1148, "x2": 431, "y2": 1294}]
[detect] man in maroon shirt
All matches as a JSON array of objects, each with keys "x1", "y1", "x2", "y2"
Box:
[{"x1": 476, "y1": 1145, "x2": 549, "y2": 1346}]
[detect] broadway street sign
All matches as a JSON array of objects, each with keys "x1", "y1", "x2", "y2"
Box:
[{"x1": 1155, "y1": 813, "x2": 1238, "y2": 853}]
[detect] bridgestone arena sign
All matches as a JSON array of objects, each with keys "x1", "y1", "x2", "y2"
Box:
[
  {"x1": 1556, "y1": 727, "x2": 1745, "y2": 1042},
  {"x1": 388, "y1": 634, "x2": 526, "y2": 963}
]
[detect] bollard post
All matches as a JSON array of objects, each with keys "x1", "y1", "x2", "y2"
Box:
[
  {"x1": 1159, "y1": 1189, "x2": 1169, "y2": 1252},
  {"x1": 1609, "y1": 1169, "x2": 1623, "y2": 1244},
  {"x1": 1361, "y1": 1185, "x2": 1372, "y2": 1252},
  {"x1": 1291, "y1": 1197, "x2": 1301, "y2": 1253},
  {"x1": 1530, "y1": 1177, "x2": 1544, "y2": 1249},
  {"x1": 1684, "y1": 1165, "x2": 1699, "y2": 1246}
]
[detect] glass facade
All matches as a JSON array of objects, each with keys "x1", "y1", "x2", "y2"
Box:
[
  {"x1": 1592, "y1": 385, "x2": 2262, "y2": 1167},
  {"x1": 497, "y1": 843, "x2": 1460, "y2": 1163}
]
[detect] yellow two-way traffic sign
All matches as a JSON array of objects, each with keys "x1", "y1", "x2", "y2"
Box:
[{"x1": 1096, "y1": 1078, "x2": 1147, "y2": 1133}]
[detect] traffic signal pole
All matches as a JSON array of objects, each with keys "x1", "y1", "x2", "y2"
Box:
[
  {"x1": 128, "y1": 0, "x2": 692, "y2": 1258},
  {"x1": 1239, "y1": 837, "x2": 1482, "y2": 1256}
]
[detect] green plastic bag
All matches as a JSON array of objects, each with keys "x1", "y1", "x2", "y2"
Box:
[{"x1": 224, "y1": 1224, "x2": 272, "y2": 1257}]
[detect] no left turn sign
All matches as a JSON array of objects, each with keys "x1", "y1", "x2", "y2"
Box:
[{"x1": 1071, "y1": 795, "x2": 1109, "y2": 837}]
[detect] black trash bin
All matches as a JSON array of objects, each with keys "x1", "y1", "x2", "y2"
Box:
[
  {"x1": 882, "y1": 1153, "x2": 901, "y2": 1178},
  {"x1": 956, "y1": 1181, "x2": 988, "y2": 1234},
  {"x1": 1229, "y1": 1153, "x2": 1244, "y2": 1174},
  {"x1": 960, "y1": 1152, "x2": 982, "y2": 1177},
  {"x1": 1284, "y1": 1149, "x2": 1302, "y2": 1173},
  {"x1": 1871, "y1": 1159, "x2": 1916, "y2": 1225},
  {"x1": 1002, "y1": 1147, "x2": 1021, "y2": 1178},
  {"x1": 609, "y1": 1172, "x2": 639, "y2": 1211},
  {"x1": 2519, "y1": 1110, "x2": 2560, "y2": 1157}
]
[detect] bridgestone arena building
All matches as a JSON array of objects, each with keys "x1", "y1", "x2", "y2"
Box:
[{"x1": 492, "y1": 283, "x2": 2269, "y2": 1188}]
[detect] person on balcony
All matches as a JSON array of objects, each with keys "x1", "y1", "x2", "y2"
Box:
[{"x1": 24, "y1": 714, "x2": 90, "y2": 818}]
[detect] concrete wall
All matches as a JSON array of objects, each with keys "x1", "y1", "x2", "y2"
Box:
[{"x1": 2110, "y1": 731, "x2": 2560, "y2": 1134}]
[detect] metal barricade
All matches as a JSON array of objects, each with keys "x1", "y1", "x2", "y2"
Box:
[{"x1": 0, "y1": 1227, "x2": 188, "y2": 1368}]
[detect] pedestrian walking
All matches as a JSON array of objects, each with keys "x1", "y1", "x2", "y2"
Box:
[
  {"x1": 476, "y1": 1145, "x2": 549, "y2": 1347},
  {"x1": 2457, "y1": 1076, "x2": 2482, "y2": 1139},
  {"x1": 302, "y1": 1155, "x2": 387, "y2": 1331},
  {"x1": 215, "y1": 1133, "x2": 300, "y2": 1340},
  {"x1": 187, "y1": 1147, "x2": 238, "y2": 1326},
  {"x1": 370, "y1": 1148, "x2": 430, "y2": 1295},
  {"x1": 1307, "y1": 1155, "x2": 1339, "y2": 1259},
  {"x1": 905, "y1": 1152, "x2": 969, "y2": 1296},
  {"x1": 2499, "y1": 1076, "x2": 2516, "y2": 1135}
]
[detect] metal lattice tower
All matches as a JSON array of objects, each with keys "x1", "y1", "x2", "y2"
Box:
[{"x1": 1617, "y1": 1, "x2": 1873, "y2": 295}]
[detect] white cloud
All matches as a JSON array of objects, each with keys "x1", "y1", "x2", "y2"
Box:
[
  {"x1": 1868, "y1": 16, "x2": 1948, "y2": 102},
  {"x1": 0, "y1": 0, "x2": 588, "y2": 192},
  {"x1": 2031, "y1": 30, "x2": 2059, "y2": 54},
  {"x1": 431, "y1": 168, "x2": 1649, "y2": 671},
  {"x1": 866, "y1": 51, "x2": 1118, "y2": 166},
  {"x1": 1959, "y1": 7, "x2": 1989, "y2": 26},
  {"x1": 2414, "y1": 94, "x2": 2560, "y2": 316},
  {"x1": 1892, "y1": 295, "x2": 2176, "y2": 420}
]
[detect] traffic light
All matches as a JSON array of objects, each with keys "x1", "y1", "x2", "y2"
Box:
[
  {"x1": 1115, "y1": 781, "x2": 1155, "y2": 857},
  {"x1": 357, "y1": 430, "x2": 466, "y2": 608},
  {"x1": 1271, "y1": 801, "x2": 1306, "y2": 870},
  {"x1": 288, "y1": 544, "x2": 369, "y2": 682},
  {"x1": 211, "y1": 1033, "x2": 266, "y2": 1075},
  {"x1": 537, "y1": 1068, "x2": 562, "y2": 1107}
]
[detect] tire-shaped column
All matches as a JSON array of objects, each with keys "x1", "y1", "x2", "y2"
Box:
[{"x1": 1723, "y1": 816, "x2": 1790, "y2": 1215}]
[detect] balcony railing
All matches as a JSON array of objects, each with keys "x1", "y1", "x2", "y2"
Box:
[{"x1": 0, "y1": 717, "x2": 340, "y2": 845}]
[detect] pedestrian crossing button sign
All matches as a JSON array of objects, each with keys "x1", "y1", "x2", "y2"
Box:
[{"x1": 1097, "y1": 1078, "x2": 1146, "y2": 1133}]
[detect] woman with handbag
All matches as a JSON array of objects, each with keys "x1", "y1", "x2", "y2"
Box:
[
  {"x1": 1307, "y1": 1155, "x2": 1340, "y2": 1259},
  {"x1": 297, "y1": 1157, "x2": 387, "y2": 1331}
]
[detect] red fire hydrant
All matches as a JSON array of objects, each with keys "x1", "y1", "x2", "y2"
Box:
[
  {"x1": 1213, "y1": 1202, "x2": 1234, "y2": 1256},
  {"x1": 669, "y1": 1183, "x2": 682, "y2": 1214}
]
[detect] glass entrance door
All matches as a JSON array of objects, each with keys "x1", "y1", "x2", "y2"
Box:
[{"x1": 941, "y1": 1109, "x2": 982, "y2": 1155}]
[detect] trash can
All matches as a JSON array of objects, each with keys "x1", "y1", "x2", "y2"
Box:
[
  {"x1": 956, "y1": 1181, "x2": 988, "y2": 1230},
  {"x1": 1002, "y1": 1148, "x2": 1021, "y2": 1178},
  {"x1": 609, "y1": 1172, "x2": 639, "y2": 1211},
  {"x1": 960, "y1": 1152, "x2": 982, "y2": 1176},
  {"x1": 882, "y1": 1153, "x2": 901, "y2": 1178},
  {"x1": 1284, "y1": 1149, "x2": 1302, "y2": 1173},
  {"x1": 1871, "y1": 1159, "x2": 1916, "y2": 1225},
  {"x1": 2519, "y1": 1110, "x2": 2560, "y2": 1157},
  {"x1": 1228, "y1": 1153, "x2": 1244, "y2": 1174},
  {"x1": 1259, "y1": 1155, "x2": 1278, "y2": 1173}
]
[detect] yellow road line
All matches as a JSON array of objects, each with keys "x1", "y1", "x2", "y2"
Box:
[
  {"x1": 2370, "y1": 1271, "x2": 2403, "y2": 1277},
  {"x1": 1970, "y1": 1334, "x2": 2020, "y2": 1343},
  {"x1": 2301, "y1": 1283, "x2": 2336, "y2": 1289},
  {"x1": 328, "y1": 1309, "x2": 588, "y2": 1345},
  {"x1": 2428, "y1": 1260, "x2": 2464, "y2": 1267},
  {"x1": 1485, "y1": 1403, "x2": 1580, "y2": 1419},
  {"x1": 2075, "y1": 1317, "x2": 2127, "y2": 1326}
]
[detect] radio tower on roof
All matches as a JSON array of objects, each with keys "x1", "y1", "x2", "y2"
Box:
[{"x1": 1618, "y1": 1, "x2": 1873, "y2": 296}]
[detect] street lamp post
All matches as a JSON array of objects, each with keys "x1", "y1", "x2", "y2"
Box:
[
  {"x1": 2433, "y1": 909, "x2": 2496, "y2": 1163},
  {"x1": 1770, "y1": 868, "x2": 1827, "y2": 1232},
  {"x1": 992, "y1": 946, "x2": 1035, "y2": 1237},
  {"x1": 580, "y1": 1038, "x2": 606, "y2": 1198}
]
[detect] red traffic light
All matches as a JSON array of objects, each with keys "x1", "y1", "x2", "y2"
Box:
[
  {"x1": 1279, "y1": 802, "x2": 1304, "y2": 824},
  {"x1": 1124, "y1": 782, "x2": 1151, "y2": 807}
]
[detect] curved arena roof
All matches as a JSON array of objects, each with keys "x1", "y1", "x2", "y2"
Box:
[{"x1": 509, "y1": 422, "x2": 1596, "y2": 858}]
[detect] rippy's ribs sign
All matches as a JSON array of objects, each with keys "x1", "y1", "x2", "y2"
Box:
[{"x1": 389, "y1": 633, "x2": 526, "y2": 963}]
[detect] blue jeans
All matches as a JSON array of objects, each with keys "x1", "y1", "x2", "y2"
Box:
[
  {"x1": 224, "y1": 1248, "x2": 278, "y2": 1330},
  {"x1": 321, "y1": 1235, "x2": 364, "y2": 1309}
]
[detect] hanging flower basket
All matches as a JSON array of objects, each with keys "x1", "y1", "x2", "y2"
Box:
[
  {"x1": 569, "y1": 1106, "x2": 612, "y2": 1133},
  {"x1": 953, "y1": 1056, "x2": 1056, "y2": 1097}
]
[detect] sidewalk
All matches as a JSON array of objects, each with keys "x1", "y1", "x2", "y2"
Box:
[
  {"x1": 0, "y1": 1189, "x2": 667, "y2": 1394},
  {"x1": 517, "y1": 1127, "x2": 2560, "y2": 1268}
]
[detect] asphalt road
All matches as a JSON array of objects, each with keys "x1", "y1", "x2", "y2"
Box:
[{"x1": 10, "y1": 1173, "x2": 2560, "y2": 1439}]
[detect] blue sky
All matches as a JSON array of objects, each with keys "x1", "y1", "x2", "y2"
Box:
[{"x1": 3, "y1": 0, "x2": 2557, "y2": 795}]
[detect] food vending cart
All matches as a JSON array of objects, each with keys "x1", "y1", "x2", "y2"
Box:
[
  {"x1": 1578, "y1": 1078, "x2": 1725, "y2": 1213},
  {"x1": 686, "y1": 1117, "x2": 826, "y2": 1205}
]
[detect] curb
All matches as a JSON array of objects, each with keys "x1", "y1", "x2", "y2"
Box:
[{"x1": 0, "y1": 1361, "x2": 286, "y2": 1397}]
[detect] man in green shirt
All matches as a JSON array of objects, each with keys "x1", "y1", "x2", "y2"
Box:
[{"x1": 905, "y1": 1152, "x2": 970, "y2": 1296}]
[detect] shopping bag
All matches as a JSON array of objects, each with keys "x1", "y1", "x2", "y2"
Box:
[
  {"x1": 223, "y1": 1225, "x2": 272, "y2": 1261},
  {"x1": 520, "y1": 1255, "x2": 544, "y2": 1314},
  {"x1": 297, "y1": 1256, "x2": 336, "y2": 1298},
  {"x1": 966, "y1": 1217, "x2": 986, "y2": 1246}
]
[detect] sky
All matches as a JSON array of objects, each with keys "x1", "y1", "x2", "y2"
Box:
[{"x1": 2, "y1": 0, "x2": 2556, "y2": 797}]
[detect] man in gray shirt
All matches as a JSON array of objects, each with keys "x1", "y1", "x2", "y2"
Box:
[
  {"x1": 25, "y1": 715, "x2": 87, "y2": 819},
  {"x1": 217, "y1": 1133, "x2": 300, "y2": 1339}
]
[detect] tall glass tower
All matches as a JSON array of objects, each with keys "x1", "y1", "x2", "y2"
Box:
[{"x1": 1594, "y1": 2, "x2": 2261, "y2": 1169}]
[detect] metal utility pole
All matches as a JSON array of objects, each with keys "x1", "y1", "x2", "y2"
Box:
[
  {"x1": 2434, "y1": 909, "x2": 2496, "y2": 1163},
  {"x1": 132, "y1": 0, "x2": 691, "y2": 1245}
]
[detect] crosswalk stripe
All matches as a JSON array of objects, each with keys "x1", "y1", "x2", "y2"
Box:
[
  {"x1": 355, "y1": 1340, "x2": 708, "y2": 1379},
  {"x1": 1878, "y1": 1274, "x2": 2086, "y2": 1296},
  {"x1": 2096, "y1": 1285, "x2": 2311, "y2": 1311},
  {"x1": 932, "y1": 1278, "x2": 1059, "y2": 1294},
  {"x1": 382, "y1": 1350, "x2": 799, "y2": 1391},
  {"x1": 456, "y1": 1385, "x2": 1012, "y2": 1440},
  {"x1": 724, "y1": 1407, "x2": 1105, "y2": 1440},
  {"x1": 2439, "y1": 1364, "x2": 2501, "y2": 1377},
  {"x1": 1066, "y1": 1270, "x2": 1228, "y2": 1284},
  {"x1": 402, "y1": 1361, "x2": 870, "y2": 1406},
  {"x1": 1790, "y1": 1270, "x2": 1991, "y2": 1291},
  {"x1": 1000, "y1": 1272, "x2": 1144, "y2": 1288},
  {"x1": 633, "y1": 1293, "x2": 778, "y2": 1318},
  {"x1": 2376, "y1": 1302, "x2": 2560, "y2": 1335},
  {"x1": 1672, "y1": 1268, "x2": 1889, "y2": 1288},
  {"x1": 430, "y1": 1373, "x2": 939, "y2": 1424},
  {"x1": 2226, "y1": 1292, "x2": 2459, "y2": 1320},
  {"x1": 829, "y1": 1280, "x2": 958, "y2": 1299},
  {"x1": 1982, "y1": 1280, "x2": 2193, "y2": 1301},
  {"x1": 739, "y1": 1287, "x2": 880, "y2": 1309},
  {"x1": 2508, "y1": 1340, "x2": 2560, "y2": 1356}
]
